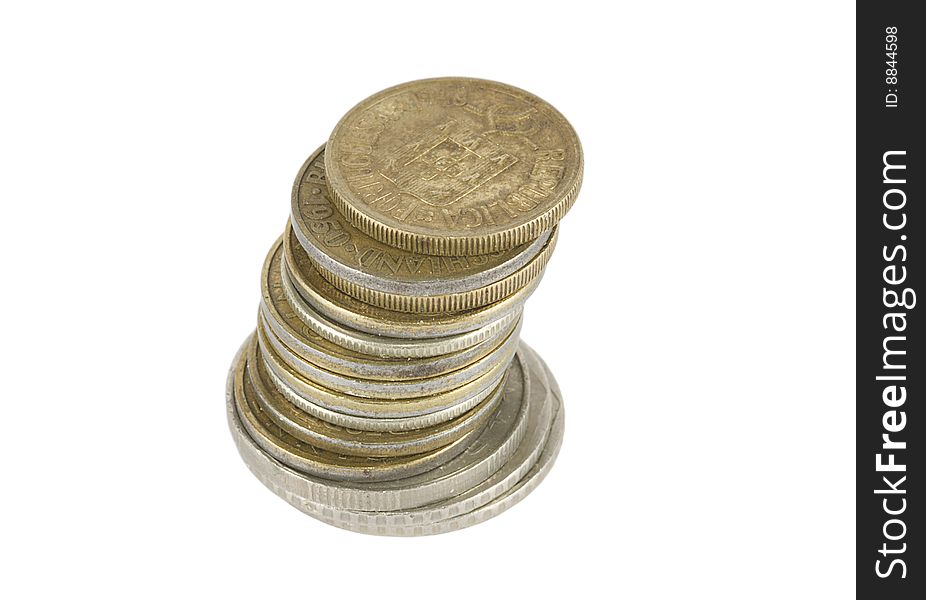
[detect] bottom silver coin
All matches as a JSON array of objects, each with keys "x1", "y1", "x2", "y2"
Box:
[{"x1": 315, "y1": 390, "x2": 563, "y2": 536}]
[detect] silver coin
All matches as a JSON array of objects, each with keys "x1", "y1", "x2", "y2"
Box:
[
  {"x1": 259, "y1": 333, "x2": 510, "y2": 420},
  {"x1": 271, "y1": 347, "x2": 557, "y2": 531},
  {"x1": 329, "y1": 352, "x2": 531, "y2": 510},
  {"x1": 262, "y1": 238, "x2": 517, "y2": 380},
  {"x1": 227, "y1": 346, "x2": 534, "y2": 512},
  {"x1": 279, "y1": 260, "x2": 521, "y2": 359},
  {"x1": 263, "y1": 355, "x2": 506, "y2": 432},
  {"x1": 261, "y1": 297, "x2": 514, "y2": 381},
  {"x1": 283, "y1": 228, "x2": 540, "y2": 339},
  {"x1": 257, "y1": 316, "x2": 521, "y2": 399},
  {"x1": 399, "y1": 345, "x2": 563, "y2": 534},
  {"x1": 374, "y1": 382, "x2": 564, "y2": 536},
  {"x1": 229, "y1": 334, "x2": 486, "y2": 482},
  {"x1": 522, "y1": 341, "x2": 562, "y2": 399},
  {"x1": 245, "y1": 342, "x2": 506, "y2": 457}
]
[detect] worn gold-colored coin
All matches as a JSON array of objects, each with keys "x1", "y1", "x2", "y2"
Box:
[
  {"x1": 283, "y1": 227, "x2": 539, "y2": 339},
  {"x1": 262, "y1": 236, "x2": 515, "y2": 381},
  {"x1": 279, "y1": 258, "x2": 521, "y2": 359},
  {"x1": 294, "y1": 147, "x2": 541, "y2": 291},
  {"x1": 307, "y1": 219, "x2": 559, "y2": 314},
  {"x1": 292, "y1": 147, "x2": 554, "y2": 313},
  {"x1": 325, "y1": 77, "x2": 583, "y2": 255}
]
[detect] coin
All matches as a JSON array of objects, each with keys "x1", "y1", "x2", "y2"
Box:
[
  {"x1": 246, "y1": 341, "x2": 504, "y2": 457},
  {"x1": 316, "y1": 227, "x2": 558, "y2": 314},
  {"x1": 283, "y1": 227, "x2": 538, "y2": 339},
  {"x1": 228, "y1": 347, "x2": 533, "y2": 513},
  {"x1": 294, "y1": 146, "x2": 546, "y2": 294},
  {"x1": 292, "y1": 147, "x2": 555, "y2": 313},
  {"x1": 325, "y1": 77, "x2": 584, "y2": 255},
  {"x1": 279, "y1": 259, "x2": 521, "y2": 359},
  {"x1": 259, "y1": 331, "x2": 509, "y2": 421},
  {"x1": 261, "y1": 237, "x2": 517, "y2": 380},
  {"x1": 257, "y1": 318, "x2": 520, "y2": 399},
  {"x1": 263, "y1": 354, "x2": 506, "y2": 433},
  {"x1": 315, "y1": 390, "x2": 563, "y2": 536},
  {"x1": 230, "y1": 334, "x2": 485, "y2": 482}
]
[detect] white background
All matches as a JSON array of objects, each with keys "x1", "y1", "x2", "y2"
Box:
[{"x1": 0, "y1": 2, "x2": 855, "y2": 598}]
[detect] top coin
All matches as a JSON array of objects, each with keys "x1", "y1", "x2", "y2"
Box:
[{"x1": 325, "y1": 77, "x2": 583, "y2": 256}]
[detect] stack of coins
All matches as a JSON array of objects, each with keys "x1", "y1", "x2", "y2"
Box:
[{"x1": 227, "y1": 78, "x2": 583, "y2": 536}]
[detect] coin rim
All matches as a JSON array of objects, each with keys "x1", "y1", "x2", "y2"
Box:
[
  {"x1": 258, "y1": 328, "x2": 510, "y2": 419},
  {"x1": 279, "y1": 256, "x2": 521, "y2": 358},
  {"x1": 256, "y1": 319, "x2": 521, "y2": 400},
  {"x1": 283, "y1": 227, "x2": 540, "y2": 338},
  {"x1": 262, "y1": 237, "x2": 518, "y2": 380},
  {"x1": 316, "y1": 227, "x2": 558, "y2": 314}
]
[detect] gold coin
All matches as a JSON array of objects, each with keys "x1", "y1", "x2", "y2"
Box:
[
  {"x1": 279, "y1": 257, "x2": 521, "y2": 359},
  {"x1": 261, "y1": 236, "x2": 515, "y2": 381},
  {"x1": 293, "y1": 146, "x2": 548, "y2": 303},
  {"x1": 320, "y1": 227, "x2": 557, "y2": 313},
  {"x1": 282, "y1": 226, "x2": 539, "y2": 339},
  {"x1": 325, "y1": 77, "x2": 583, "y2": 255}
]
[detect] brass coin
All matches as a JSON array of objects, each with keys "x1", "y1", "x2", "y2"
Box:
[
  {"x1": 320, "y1": 228, "x2": 556, "y2": 313},
  {"x1": 261, "y1": 236, "x2": 515, "y2": 381},
  {"x1": 245, "y1": 340, "x2": 504, "y2": 457},
  {"x1": 325, "y1": 77, "x2": 583, "y2": 255},
  {"x1": 283, "y1": 226, "x2": 539, "y2": 339},
  {"x1": 279, "y1": 259, "x2": 521, "y2": 359},
  {"x1": 231, "y1": 334, "x2": 483, "y2": 482},
  {"x1": 292, "y1": 146, "x2": 554, "y2": 313}
]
